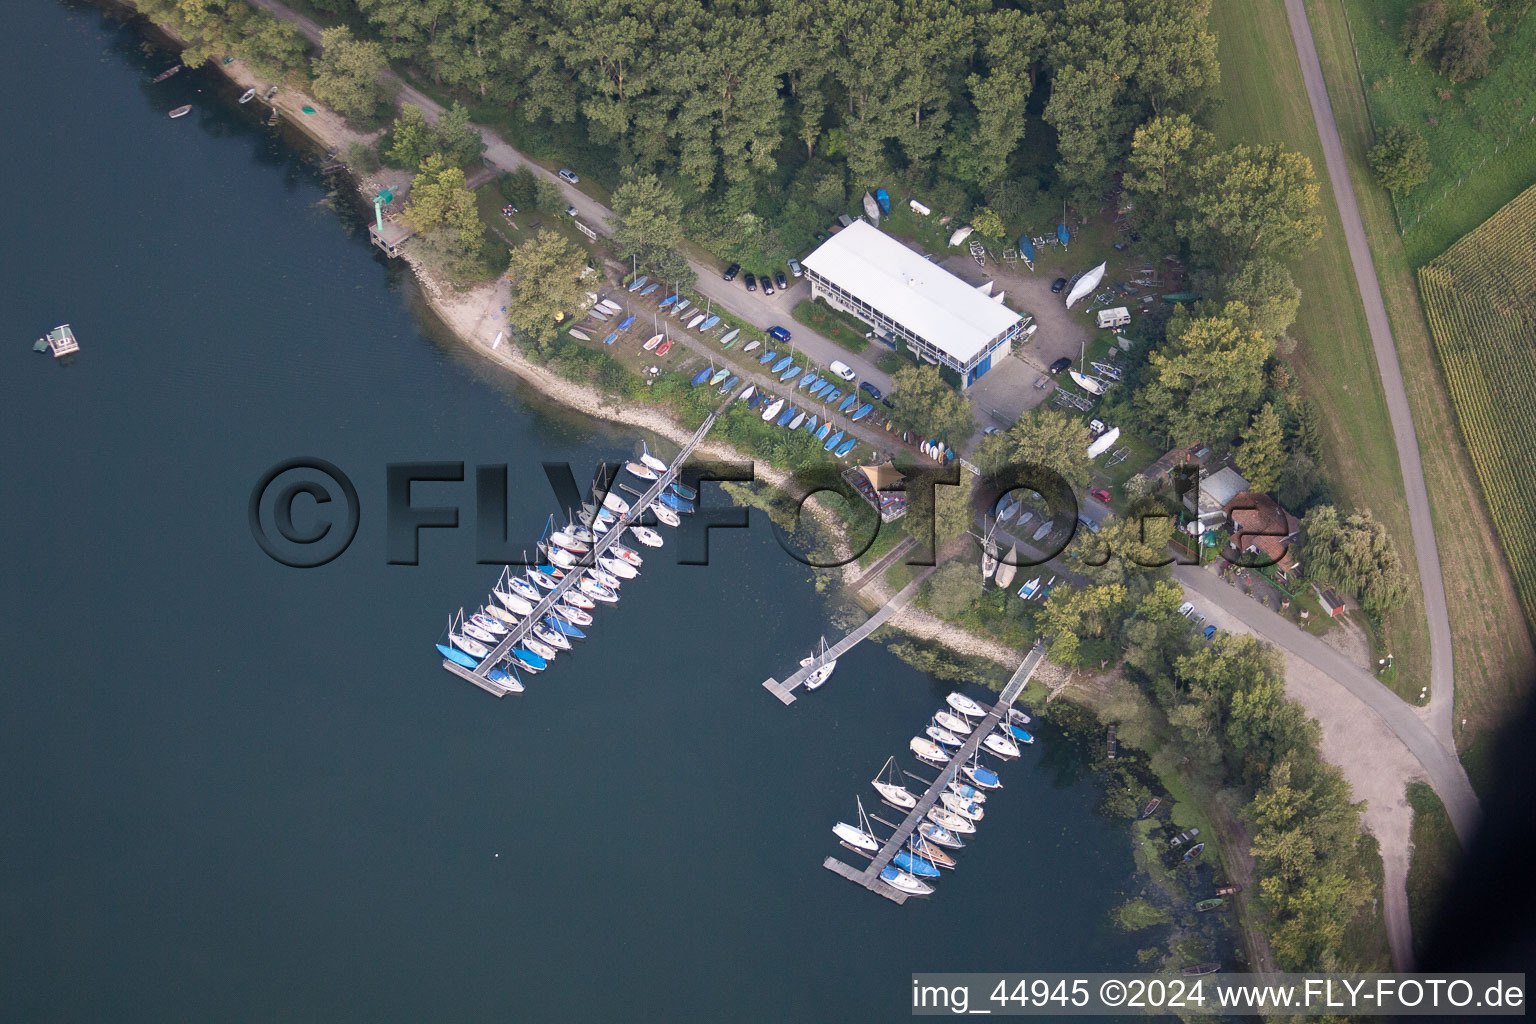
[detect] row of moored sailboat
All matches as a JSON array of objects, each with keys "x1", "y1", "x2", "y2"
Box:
[
  {"x1": 436, "y1": 443, "x2": 696, "y2": 691},
  {"x1": 830, "y1": 692, "x2": 1035, "y2": 896}
]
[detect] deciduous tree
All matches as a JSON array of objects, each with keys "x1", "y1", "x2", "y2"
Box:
[
  {"x1": 1134, "y1": 305, "x2": 1274, "y2": 446},
  {"x1": 1238, "y1": 402, "x2": 1286, "y2": 493},
  {"x1": 1369, "y1": 124, "x2": 1432, "y2": 195},
  {"x1": 975, "y1": 407, "x2": 1092, "y2": 490},
  {"x1": 311, "y1": 27, "x2": 387, "y2": 122},
  {"x1": 1179, "y1": 144, "x2": 1322, "y2": 268},
  {"x1": 886, "y1": 365, "x2": 975, "y2": 444},
  {"x1": 506, "y1": 231, "x2": 590, "y2": 348}
]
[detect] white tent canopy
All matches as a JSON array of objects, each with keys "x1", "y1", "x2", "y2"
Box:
[{"x1": 1065, "y1": 262, "x2": 1106, "y2": 309}]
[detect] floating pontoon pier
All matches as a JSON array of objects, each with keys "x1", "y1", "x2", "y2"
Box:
[
  {"x1": 442, "y1": 400, "x2": 727, "y2": 695},
  {"x1": 40, "y1": 324, "x2": 79, "y2": 358},
  {"x1": 823, "y1": 642, "x2": 1045, "y2": 903}
]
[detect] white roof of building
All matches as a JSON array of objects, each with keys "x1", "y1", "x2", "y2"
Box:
[
  {"x1": 1197, "y1": 466, "x2": 1250, "y2": 517},
  {"x1": 803, "y1": 221, "x2": 1022, "y2": 365}
]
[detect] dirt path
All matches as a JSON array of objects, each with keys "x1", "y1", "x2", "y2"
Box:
[{"x1": 1283, "y1": 0, "x2": 1459, "y2": 757}]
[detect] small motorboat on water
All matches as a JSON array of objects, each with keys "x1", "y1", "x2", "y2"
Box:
[
  {"x1": 169, "y1": 105, "x2": 193, "y2": 118},
  {"x1": 669, "y1": 480, "x2": 698, "y2": 501},
  {"x1": 650, "y1": 503, "x2": 681, "y2": 528},
  {"x1": 1008, "y1": 707, "x2": 1032, "y2": 726},
  {"x1": 963, "y1": 762, "x2": 1002, "y2": 790},
  {"x1": 1183, "y1": 843, "x2": 1206, "y2": 863},
  {"x1": 629, "y1": 525, "x2": 664, "y2": 548},
  {"x1": 436, "y1": 643, "x2": 479, "y2": 669},
  {"x1": 934, "y1": 710, "x2": 972, "y2": 736},
  {"x1": 626, "y1": 460, "x2": 659, "y2": 481},
  {"x1": 894, "y1": 850, "x2": 941, "y2": 879},
  {"x1": 910, "y1": 737, "x2": 949, "y2": 766},
  {"x1": 153, "y1": 64, "x2": 181, "y2": 82},
  {"x1": 879, "y1": 866, "x2": 933, "y2": 896},
  {"x1": 919, "y1": 820, "x2": 964, "y2": 849},
  {"x1": 946, "y1": 692, "x2": 986, "y2": 718},
  {"x1": 940, "y1": 792, "x2": 984, "y2": 822},
  {"x1": 610, "y1": 544, "x2": 643, "y2": 568},
  {"x1": 926, "y1": 806, "x2": 975, "y2": 835},
  {"x1": 872, "y1": 756, "x2": 916, "y2": 809},
  {"x1": 238, "y1": 87, "x2": 257, "y2": 103},
  {"x1": 984, "y1": 731, "x2": 1021, "y2": 759}
]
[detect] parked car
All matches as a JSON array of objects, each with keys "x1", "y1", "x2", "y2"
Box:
[
  {"x1": 743, "y1": 272, "x2": 757, "y2": 291},
  {"x1": 828, "y1": 359, "x2": 855, "y2": 381},
  {"x1": 1051, "y1": 277, "x2": 1067, "y2": 293},
  {"x1": 1203, "y1": 625, "x2": 1217, "y2": 640},
  {"x1": 565, "y1": 204, "x2": 579, "y2": 217},
  {"x1": 983, "y1": 426, "x2": 1001, "y2": 436},
  {"x1": 1089, "y1": 488, "x2": 1111, "y2": 503},
  {"x1": 860, "y1": 381, "x2": 883, "y2": 400},
  {"x1": 881, "y1": 398, "x2": 894, "y2": 409},
  {"x1": 788, "y1": 258, "x2": 803, "y2": 277},
  {"x1": 558, "y1": 168, "x2": 580, "y2": 184},
  {"x1": 723, "y1": 262, "x2": 740, "y2": 281},
  {"x1": 761, "y1": 274, "x2": 775, "y2": 296},
  {"x1": 1077, "y1": 515, "x2": 1101, "y2": 534},
  {"x1": 1048, "y1": 356, "x2": 1072, "y2": 375},
  {"x1": 774, "y1": 270, "x2": 789, "y2": 290},
  {"x1": 768, "y1": 325, "x2": 793, "y2": 343}
]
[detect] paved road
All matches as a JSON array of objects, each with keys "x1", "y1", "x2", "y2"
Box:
[
  {"x1": 1283, "y1": 0, "x2": 1459, "y2": 754},
  {"x1": 248, "y1": 0, "x2": 892, "y2": 395}
]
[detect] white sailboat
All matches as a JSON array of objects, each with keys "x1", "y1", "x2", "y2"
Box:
[
  {"x1": 941, "y1": 791, "x2": 985, "y2": 822},
  {"x1": 982, "y1": 531, "x2": 998, "y2": 580},
  {"x1": 800, "y1": 636, "x2": 837, "y2": 690},
  {"x1": 628, "y1": 525, "x2": 664, "y2": 548},
  {"x1": 598, "y1": 555, "x2": 637, "y2": 579},
  {"x1": 832, "y1": 797, "x2": 881, "y2": 853},
  {"x1": 651, "y1": 503, "x2": 681, "y2": 528},
  {"x1": 934, "y1": 710, "x2": 972, "y2": 737},
  {"x1": 984, "y1": 730, "x2": 1021, "y2": 759},
  {"x1": 910, "y1": 737, "x2": 949, "y2": 766},
  {"x1": 640, "y1": 446, "x2": 668, "y2": 475},
  {"x1": 945, "y1": 692, "x2": 986, "y2": 718},
  {"x1": 872, "y1": 756, "x2": 918, "y2": 809}
]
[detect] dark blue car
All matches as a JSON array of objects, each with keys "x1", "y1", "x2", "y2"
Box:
[
  {"x1": 860, "y1": 381, "x2": 883, "y2": 401},
  {"x1": 767, "y1": 325, "x2": 792, "y2": 343}
]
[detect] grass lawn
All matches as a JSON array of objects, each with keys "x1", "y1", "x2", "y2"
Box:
[
  {"x1": 1304, "y1": 0, "x2": 1536, "y2": 747},
  {"x1": 792, "y1": 298, "x2": 870, "y2": 354},
  {"x1": 1404, "y1": 782, "x2": 1461, "y2": 961},
  {"x1": 1209, "y1": 0, "x2": 1428, "y2": 704},
  {"x1": 1331, "y1": 0, "x2": 1536, "y2": 263}
]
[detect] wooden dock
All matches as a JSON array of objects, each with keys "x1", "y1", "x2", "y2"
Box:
[
  {"x1": 442, "y1": 399, "x2": 728, "y2": 694},
  {"x1": 762, "y1": 563, "x2": 939, "y2": 705},
  {"x1": 823, "y1": 643, "x2": 1046, "y2": 901}
]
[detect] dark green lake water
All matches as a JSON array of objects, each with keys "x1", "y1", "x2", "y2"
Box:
[{"x1": 0, "y1": 4, "x2": 1144, "y2": 1019}]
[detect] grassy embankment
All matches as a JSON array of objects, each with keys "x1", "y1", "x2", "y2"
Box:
[
  {"x1": 1405, "y1": 782, "x2": 1461, "y2": 961},
  {"x1": 1303, "y1": 0, "x2": 1536, "y2": 782},
  {"x1": 1208, "y1": 0, "x2": 1427, "y2": 705},
  {"x1": 1329, "y1": 0, "x2": 1536, "y2": 264}
]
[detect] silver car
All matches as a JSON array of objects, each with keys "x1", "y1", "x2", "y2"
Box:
[{"x1": 558, "y1": 168, "x2": 580, "y2": 184}]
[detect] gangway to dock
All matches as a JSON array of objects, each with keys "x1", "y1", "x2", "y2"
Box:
[
  {"x1": 762, "y1": 563, "x2": 939, "y2": 705},
  {"x1": 823, "y1": 642, "x2": 1046, "y2": 902},
  {"x1": 443, "y1": 398, "x2": 728, "y2": 695}
]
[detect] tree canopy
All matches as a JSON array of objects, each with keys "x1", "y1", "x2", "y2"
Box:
[
  {"x1": 1134, "y1": 304, "x2": 1275, "y2": 446},
  {"x1": 1300, "y1": 505, "x2": 1408, "y2": 618},
  {"x1": 886, "y1": 365, "x2": 975, "y2": 443},
  {"x1": 506, "y1": 231, "x2": 592, "y2": 349},
  {"x1": 975, "y1": 406, "x2": 1092, "y2": 490},
  {"x1": 1369, "y1": 124, "x2": 1432, "y2": 195},
  {"x1": 1237, "y1": 402, "x2": 1286, "y2": 493},
  {"x1": 610, "y1": 174, "x2": 687, "y2": 277},
  {"x1": 1179, "y1": 143, "x2": 1323, "y2": 268},
  {"x1": 311, "y1": 27, "x2": 387, "y2": 122}
]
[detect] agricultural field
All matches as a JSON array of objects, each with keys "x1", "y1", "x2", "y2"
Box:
[
  {"x1": 1337, "y1": 0, "x2": 1536, "y2": 262},
  {"x1": 1417, "y1": 184, "x2": 1536, "y2": 624}
]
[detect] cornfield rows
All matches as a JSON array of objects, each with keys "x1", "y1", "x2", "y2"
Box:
[{"x1": 1419, "y1": 184, "x2": 1536, "y2": 624}]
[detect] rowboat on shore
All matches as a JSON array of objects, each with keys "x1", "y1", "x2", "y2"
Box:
[{"x1": 569, "y1": 328, "x2": 591, "y2": 341}]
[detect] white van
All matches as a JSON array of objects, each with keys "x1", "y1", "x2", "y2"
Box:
[{"x1": 828, "y1": 360, "x2": 856, "y2": 382}]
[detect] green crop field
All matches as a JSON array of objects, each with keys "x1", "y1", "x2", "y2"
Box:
[
  {"x1": 1337, "y1": 0, "x2": 1536, "y2": 262},
  {"x1": 1418, "y1": 184, "x2": 1536, "y2": 621}
]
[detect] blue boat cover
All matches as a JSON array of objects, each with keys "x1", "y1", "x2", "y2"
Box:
[
  {"x1": 823, "y1": 389, "x2": 841, "y2": 405},
  {"x1": 839, "y1": 394, "x2": 858, "y2": 413},
  {"x1": 776, "y1": 405, "x2": 797, "y2": 427},
  {"x1": 851, "y1": 403, "x2": 873, "y2": 422},
  {"x1": 971, "y1": 765, "x2": 1000, "y2": 786},
  {"x1": 690, "y1": 368, "x2": 712, "y2": 386},
  {"x1": 815, "y1": 422, "x2": 832, "y2": 441},
  {"x1": 823, "y1": 430, "x2": 844, "y2": 452},
  {"x1": 835, "y1": 438, "x2": 856, "y2": 456},
  {"x1": 895, "y1": 851, "x2": 940, "y2": 878},
  {"x1": 779, "y1": 364, "x2": 801, "y2": 382},
  {"x1": 436, "y1": 643, "x2": 479, "y2": 669},
  {"x1": 603, "y1": 332, "x2": 619, "y2": 345},
  {"x1": 771, "y1": 355, "x2": 793, "y2": 373},
  {"x1": 1057, "y1": 222, "x2": 1070, "y2": 245},
  {"x1": 669, "y1": 481, "x2": 698, "y2": 500},
  {"x1": 798, "y1": 371, "x2": 816, "y2": 387},
  {"x1": 701, "y1": 315, "x2": 720, "y2": 330},
  {"x1": 759, "y1": 350, "x2": 777, "y2": 364},
  {"x1": 1008, "y1": 724, "x2": 1034, "y2": 743},
  {"x1": 511, "y1": 647, "x2": 547, "y2": 670},
  {"x1": 1017, "y1": 235, "x2": 1036, "y2": 262},
  {"x1": 747, "y1": 394, "x2": 762, "y2": 409},
  {"x1": 804, "y1": 415, "x2": 819, "y2": 433},
  {"x1": 659, "y1": 294, "x2": 677, "y2": 307},
  {"x1": 618, "y1": 315, "x2": 636, "y2": 330}
]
